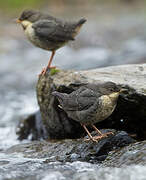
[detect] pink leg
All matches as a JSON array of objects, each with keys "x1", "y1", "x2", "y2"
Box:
[{"x1": 40, "y1": 51, "x2": 56, "y2": 76}]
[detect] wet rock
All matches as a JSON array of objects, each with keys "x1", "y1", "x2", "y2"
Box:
[
  {"x1": 16, "y1": 111, "x2": 48, "y2": 140},
  {"x1": 103, "y1": 140, "x2": 146, "y2": 167},
  {"x1": 17, "y1": 64, "x2": 146, "y2": 141},
  {"x1": 1, "y1": 136, "x2": 145, "y2": 180},
  {"x1": 36, "y1": 71, "x2": 83, "y2": 140},
  {"x1": 7, "y1": 130, "x2": 135, "y2": 163}
]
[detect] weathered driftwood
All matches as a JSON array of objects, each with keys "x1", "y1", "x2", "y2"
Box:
[{"x1": 17, "y1": 64, "x2": 146, "y2": 140}]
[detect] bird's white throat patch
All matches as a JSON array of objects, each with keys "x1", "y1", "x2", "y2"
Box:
[
  {"x1": 21, "y1": 20, "x2": 35, "y2": 44},
  {"x1": 21, "y1": 20, "x2": 32, "y2": 29}
]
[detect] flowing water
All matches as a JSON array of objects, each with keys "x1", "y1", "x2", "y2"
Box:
[{"x1": 0, "y1": 1, "x2": 146, "y2": 179}]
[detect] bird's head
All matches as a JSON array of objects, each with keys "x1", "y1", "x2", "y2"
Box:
[
  {"x1": 17, "y1": 10, "x2": 41, "y2": 23},
  {"x1": 52, "y1": 91, "x2": 68, "y2": 109},
  {"x1": 16, "y1": 10, "x2": 41, "y2": 29}
]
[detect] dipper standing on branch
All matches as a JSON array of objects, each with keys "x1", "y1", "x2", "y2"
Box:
[
  {"x1": 52, "y1": 82, "x2": 126, "y2": 142},
  {"x1": 16, "y1": 10, "x2": 86, "y2": 75}
]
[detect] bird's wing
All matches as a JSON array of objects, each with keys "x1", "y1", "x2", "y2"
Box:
[
  {"x1": 64, "y1": 87, "x2": 100, "y2": 111},
  {"x1": 76, "y1": 88, "x2": 100, "y2": 110},
  {"x1": 63, "y1": 88, "x2": 101, "y2": 122},
  {"x1": 32, "y1": 19, "x2": 75, "y2": 42}
]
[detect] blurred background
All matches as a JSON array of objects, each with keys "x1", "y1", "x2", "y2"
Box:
[{"x1": 0, "y1": 0, "x2": 146, "y2": 150}]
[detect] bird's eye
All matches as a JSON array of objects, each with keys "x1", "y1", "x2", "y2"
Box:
[
  {"x1": 21, "y1": 12, "x2": 33, "y2": 20},
  {"x1": 24, "y1": 14, "x2": 31, "y2": 19}
]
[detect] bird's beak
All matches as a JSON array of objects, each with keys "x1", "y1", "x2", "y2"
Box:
[{"x1": 16, "y1": 19, "x2": 21, "y2": 24}]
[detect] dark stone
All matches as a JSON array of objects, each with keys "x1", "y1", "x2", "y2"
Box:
[
  {"x1": 36, "y1": 70, "x2": 83, "y2": 140},
  {"x1": 7, "y1": 130, "x2": 135, "y2": 163},
  {"x1": 16, "y1": 111, "x2": 48, "y2": 140},
  {"x1": 17, "y1": 64, "x2": 146, "y2": 141},
  {"x1": 103, "y1": 140, "x2": 146, "y2": 167}
]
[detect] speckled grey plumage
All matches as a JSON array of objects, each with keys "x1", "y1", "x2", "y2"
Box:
[{"x1": 52, "y1": 82, "x2": 121, "y2": 125}]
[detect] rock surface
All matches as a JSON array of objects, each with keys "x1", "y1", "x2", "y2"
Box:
[
  {"x1": 103, "y1": 140, "x2": 146, "y2": 167},
  {"x1": 2, "y1": 130, "x2": 145, "y2": 179},
  {"x1": 17, "y1": 64, "x2": 146, "y2": 140},
  {"x1": 1, "y1": 131, "x2": 145, "y2": 180},
  {"x1": 7, "y1": 130, "x2": 135, "y2": 163},
  {"x1": 43, "y1": 64, "x2": 146, "y2": 95},
  {"x1": 12, "y1": 64, "x2": 146, "y2": 179}
]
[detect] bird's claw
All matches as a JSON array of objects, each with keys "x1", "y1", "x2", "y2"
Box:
[
  {"x1": 84, "y1": 137, "x2": 98, "y2": 143},
  {"x1": 104, "y1": 132, "x2": 114, "y2": 136},
  {"x1": 39, "y1": 68, "x2": 46, "y2": 76},
  {"x1": 85, "y1": 132, "x2": 114, "y2": 143},
  {"x1": 85, "y1": 136, "x2": 104, "y2": 143},
  {"x1": 49, "y1": 66, "x2": 56, "y2": 69},
  {"x1": 39, "y1": 66, "x2": 56, "y2": 76}
]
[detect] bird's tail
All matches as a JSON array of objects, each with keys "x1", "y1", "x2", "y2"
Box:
[
  {"x1": 77, "y1": 18, "x2": 87, "y2": 26},
  {"x1": 72, "y1": 18, "x2": 87, "y2": 38}
]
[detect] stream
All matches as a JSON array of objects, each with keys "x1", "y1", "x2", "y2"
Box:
[{"x1": 0, "y1": 1, "x2": 146, "y2": 179}]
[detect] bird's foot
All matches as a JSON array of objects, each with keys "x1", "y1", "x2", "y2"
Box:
[
  {"x1": 93, "y1": 132, "x2": 114, "y2": 140},
  {"x1": 48, "y1": 66, "x2": 56, "y2": 69},
  {"x1": 39, "y1": 66, "x2": 56, "y2": 76},
  {"x1": 39, "y1": 68, "x2": 46, "y2": 76},
  {"x1": 85, "y1": 132, "x2": 114, "y2": 143},
  {"x1": 84, "y1": 137, "x2": 99, "y2": 143},
  {"x1": 102, "y1": 131, "x2": 114, "y2": 136}
]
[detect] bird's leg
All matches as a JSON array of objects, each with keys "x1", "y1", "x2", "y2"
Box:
[
  {"x1": 91, "y1": 124, "x2": 114, "y2": 140},
  {"x1": 47, "y1": 51, "x2": 56, "y2": 69},
  {"x1": 92, "y1": 125, "x2": 103, "y2": 136},
  {"x1": 40, "y1": 51, "x2": 56, "y2": 75},
  {"x1": 81, "y1": 124, "x2": 98, "y2": 143}
]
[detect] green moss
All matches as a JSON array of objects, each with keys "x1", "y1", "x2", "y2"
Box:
[{"x1": 50, "y1": 68, "x2": 60, "y2": 76}]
